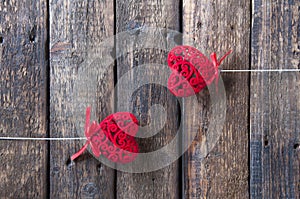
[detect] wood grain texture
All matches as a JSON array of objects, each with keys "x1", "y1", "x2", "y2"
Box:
[
  {"x1": 182, "y1": 0, "x2": 250, "y2": 198},
  {"x1": 115, "y1": 0, "x2": 181, "y2": 198},
  {"x1": 250, "y1": 0, "x2": 300, "y2": 198},
  {"x1": 0, "y1": 0, "x2": 48, "y2": 198},
  {"x1": 49, "y1": 0, "x2": 115, "y2": 198}
]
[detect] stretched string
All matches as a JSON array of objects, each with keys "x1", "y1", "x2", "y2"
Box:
[
  {"x1": 0, "y1": 137, "x2": 86, "y2": 141},
  {"x1": 221, "y1": 69, "x2": 300, "y2": 72}
]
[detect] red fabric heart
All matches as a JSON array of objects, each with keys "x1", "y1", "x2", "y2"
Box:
[
  {"x1": 71, "y1": 107, "x2": 139, "y2": 164},
  {"x1": 167, "y1": 45, "x2": 232, "y2": 97}
]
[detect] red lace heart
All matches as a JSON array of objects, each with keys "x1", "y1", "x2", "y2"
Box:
[
  {"x1": 167, "y1": 45, "x2": 232, "y2": 97},
  {"x1": 71, "y1": 107, "x2": 139, "y2": 164}
]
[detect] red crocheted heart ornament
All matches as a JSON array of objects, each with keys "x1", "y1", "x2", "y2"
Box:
[
  {"x1": 167, "y1": 45, "x2": 232, "y2": 97},
  {"x1": 71, "y1": 107, "x2": 139, "y2": 164}
]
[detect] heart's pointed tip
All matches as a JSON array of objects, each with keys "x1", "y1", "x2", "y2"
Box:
[
  {"x1": 94, "y1": 153, "x2": 101, "y2": 158},
  {"x1": 170, "y1": 90, "x2": 198, "y2": 98}
]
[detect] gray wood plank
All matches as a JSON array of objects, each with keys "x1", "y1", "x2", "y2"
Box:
[
  {"x1": 0, "y1": 0, "x2": 48, "y2": 198},
  {"x1": 49, "y1": 1, "x2": 115, "y2": 198},
  {"x1": 182, "y1": 0, "x2": 250, "y2": 198},
  {"x1": 250, "y1": 0, "x2": 300, "y2": 198},
  {"x1": 115, "y1": 0, "x2": 181, "y2": 198}
]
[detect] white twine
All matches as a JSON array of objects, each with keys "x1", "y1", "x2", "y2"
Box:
[
  {"x1": 221, "y1": 69, "x2": 300, "y2": 72},
  {"x1": 0, "y1": 137, "x2": 86, "y2": 141}
]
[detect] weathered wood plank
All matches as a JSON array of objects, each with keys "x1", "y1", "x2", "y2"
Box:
[
  {"x1": 250, "y1": 0, "x2": 300, "y2": 198},
  {"x1": 0, "y1": 0, "x2": 48, "y2": 198},
  {"x1": 115, "y1": 1, "x2": 181, "y2": 198},
  {"x1": 182, "y1": 0, "x2": 250, "y2": 198},
  {"x1": 49, "y1": 0, "x2": 115, "y2": 198}
]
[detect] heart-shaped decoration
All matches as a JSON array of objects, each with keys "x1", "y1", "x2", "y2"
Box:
[
  {"x1": 91, "y1": 112, "x2": 139, "y2": 163},
  {"x1": 167, "y1": 45, "x2": 232, "y2": 97},
  {"x1": 71, "y1": 107, "x2": 139, "y2": 164}
]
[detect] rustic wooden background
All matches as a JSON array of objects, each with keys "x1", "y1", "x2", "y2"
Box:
[{"x1": 0, "y1": 0, "x2": 299, "y2": 198}]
